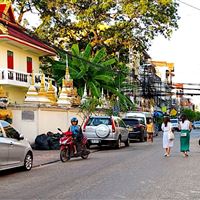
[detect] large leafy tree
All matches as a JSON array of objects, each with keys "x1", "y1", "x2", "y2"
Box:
[{"x1": 12, "y1": 0, "x2": 180, "y2": 61}]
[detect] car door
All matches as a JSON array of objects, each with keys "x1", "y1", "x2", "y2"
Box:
[
  {"x1": 118, "y1": 119, "x2": 127, "y2": 141},
  {"x1": 0, "y1": 123, "x2": 9, "y2": 168},
  {"x1": 3, "y1": 122, "x2": 25, "y2": 165}
]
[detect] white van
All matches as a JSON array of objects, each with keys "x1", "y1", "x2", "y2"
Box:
[{"x1": 125, "y1": 111, "x2": 153, "y2": 125}]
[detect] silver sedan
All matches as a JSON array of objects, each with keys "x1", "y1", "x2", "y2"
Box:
[{"x1": 0, "y1": 120, "x2": 33, "y2": 171}]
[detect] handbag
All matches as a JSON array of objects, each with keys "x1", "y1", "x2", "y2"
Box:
[{"x1": 168, "y1": 131, "x2": 175, "y2": 140}]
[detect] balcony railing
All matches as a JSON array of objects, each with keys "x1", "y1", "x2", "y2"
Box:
[
  {"x1": 0, "y1": 68, "x2": 57, "y2": 92},
  {"x1": 0, "y1": 68, "x2": 29, "y2": 87}
]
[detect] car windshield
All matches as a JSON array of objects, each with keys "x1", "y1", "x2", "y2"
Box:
[
  {"x1": 0, "y1": 120, "x2": 10, "y2": 128},
  {"x1": 87, "y1": 117, "x2": 112, "y2": 126},
  {"x1": 123, "y1": 119, "x2": 139, "y2": 126},
  {"x1": 194, "y1": 121, "x2": 200, "y2": 124},
  {"x1": 170, "y1": 119, "x2": 178, "y2": 123}
]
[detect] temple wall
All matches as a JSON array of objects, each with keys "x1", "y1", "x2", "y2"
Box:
[{"x1": 9, "y1": 105, "x2": 85, "y2": 144}]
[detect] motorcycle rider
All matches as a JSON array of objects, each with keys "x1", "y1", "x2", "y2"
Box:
[{"x1": 68, "y1": 117, "x2": 83, "y2": 155}]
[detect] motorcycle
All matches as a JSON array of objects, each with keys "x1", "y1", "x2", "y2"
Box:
[{"x1": 58, "y1": 128, "x2": 90, "y2": 162}]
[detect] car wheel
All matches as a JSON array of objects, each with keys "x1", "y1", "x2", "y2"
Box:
[
  {"x1": 140, "y1": 133, "x2": 145, "y2": 142},
  {"x1": 124, "y1": 138, "x2": 130, "y2": 147},
  {"x1": 115, "y1": 137, "x2": 121, "y2": 149},
  {"x1": 86, "y1": 142, "x2": 91, "y2": 149},
  {"x1": 23, "y1": 152, "x2": 33, "y2": 171}
]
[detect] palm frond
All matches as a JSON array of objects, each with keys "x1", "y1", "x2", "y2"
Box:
[
  {"x1": 83, "y1": 43, "x2": 92, "y2": 60},
  {"x1": 71, "y1": 44, "x2": 80, "y2": 56},
  {"x1": 94, "y1": 75, "x2": 114, "y2": 83},
  {"x1": 91, "y1": 48, "x2": 107, "y2": 63},
  {"x1": 101, "y1": 58, "x2": 116, "y2": 66},
  {"x1": 87, "y1": 81, "x2": 100, "y2": 97}
]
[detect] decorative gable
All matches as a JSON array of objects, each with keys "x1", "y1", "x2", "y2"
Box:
[{"x1": 0, "y1": 0, "x2": 15, "y2": 23}]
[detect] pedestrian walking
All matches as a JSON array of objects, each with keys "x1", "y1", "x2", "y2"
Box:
[
  {"x1": 161, "y1": 116, "x2": 174, "y2": 157},
  {"x1": 146, "y1": 118, "x2": 154, "y2": 143},
  {"x1": 179, "y1": 114, "x2": 192, "y2": 157}
]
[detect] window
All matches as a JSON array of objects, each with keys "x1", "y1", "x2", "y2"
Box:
[
  {"x1": 7, "y1": 50, "x2": 14, "y2": 69},
  {"x1": 119, "y1": 120, "x2": 126, "y2": 128},
  {"x1": 87, "y1": 117, "x2": 111, "y2": 126},
  {"x1": 27, "y1": 57, "x2": 32, "y2": 73},
  {"x1": 3, "y1": 125, "x2": 19, "y2": 139}
]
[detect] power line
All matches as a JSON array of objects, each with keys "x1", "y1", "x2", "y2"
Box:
[{"x1": 177, "y1": 0, "x2": 200, "y2": 11}]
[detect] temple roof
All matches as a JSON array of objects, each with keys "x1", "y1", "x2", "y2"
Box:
[{"x1": 0, "y1": 1, "x2": 56, "y2": 56}]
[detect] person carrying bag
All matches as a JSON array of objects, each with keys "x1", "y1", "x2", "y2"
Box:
[
  {"x1": 168, "y1": 129, "x2": 175, "y2": 141},
  {"x1": 179, "y1": 114, "x2": 192, "y2": 157},
  {"x1": 161, "y1": 116, "x2": 174, "y2": 157}
]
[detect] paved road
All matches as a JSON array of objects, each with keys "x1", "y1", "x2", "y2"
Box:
[{"x1": 1, "y1": 130, "x2": 200, "y2": 200}]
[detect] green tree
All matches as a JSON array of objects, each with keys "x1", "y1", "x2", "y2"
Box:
[
  {"x1": 47, "y1": 43, "x2": 134, "y2": 111},
  {"x1": 181, "y1": 109, "x2": 196, "y2": 122},
  {"x1": 13, "y1": 0, "x2": 180, "y2": 61}
]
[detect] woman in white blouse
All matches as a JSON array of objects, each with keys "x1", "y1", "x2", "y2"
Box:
[{"x1": 161, "y1": 116, "x2": 174, "y2": 157}]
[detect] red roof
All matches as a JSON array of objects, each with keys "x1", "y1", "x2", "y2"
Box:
[
  {"x1": 0, "y1": 3, "x2": 15, "y2": 22},
  {"x1": 0, "y1": 3, "x2": 56, "y2": 56},
  {"x1": 0, "y1": 4, "x2": 6, "y2": 14},
  {"x1": 7, "y1": 25, "x2": 56, "y2": 54}
]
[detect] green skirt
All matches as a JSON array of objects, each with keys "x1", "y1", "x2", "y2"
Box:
[{"x1": 180, "y1": 130, "x2": 190, "y2": 152}]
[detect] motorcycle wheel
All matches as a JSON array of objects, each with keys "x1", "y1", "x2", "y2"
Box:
[
  {"x1": 81, "y1": 145, "x2": 89, "y2": 159},
  {"x1": 60, "y1": 149, "x2": 70, "y2": 162},
  {"x1": 81, "y1": 154, "x2": 89, "y2": 159}
]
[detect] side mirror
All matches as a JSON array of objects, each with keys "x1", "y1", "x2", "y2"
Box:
[{"x1": 18, "y1": 134, "x2": 24, "y2": 140}]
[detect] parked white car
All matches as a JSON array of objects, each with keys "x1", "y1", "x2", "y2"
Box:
[
  {"x1": 83, "y1": 116, "x2": 130, "y2": 148},
  {"x1": 0, "y1": 120, "x2": 33, "y2": 171},
  {"x1": 193, "y1": 121, "x2": 200, "y2": 129},
  {"x1": 170, "y1": 118, "x2": 179, "y2": 131}
]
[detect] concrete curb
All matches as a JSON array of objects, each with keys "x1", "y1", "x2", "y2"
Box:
[{"x1": 33, "y1": 149, "x2": 99, "y2": 168}]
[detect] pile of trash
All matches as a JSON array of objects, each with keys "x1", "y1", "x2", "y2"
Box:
[{"x1": 33, "y1": 131, "x2": 62, "y2": 150}]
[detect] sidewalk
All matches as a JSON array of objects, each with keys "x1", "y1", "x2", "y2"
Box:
[
  {"x1": 33, "y1": 150, "x2": 60, "y2": 167},
  {"x1": 32, "y1": 148, "x2": 97, "y2": 167}
]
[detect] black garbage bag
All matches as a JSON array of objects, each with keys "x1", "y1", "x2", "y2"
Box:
[
  {"x1": 47, "y1": 132, "x2": 62, "y2": 150},
  {"x1": 35, "y1": 134, "x2": 50, "y2": 150}
]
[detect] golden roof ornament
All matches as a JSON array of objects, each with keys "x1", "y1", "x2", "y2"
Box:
[
  {"x1": 38, "y1": 74, "x2": 47, "y2": 96},
  {"x1": 47, "y1": 79, "x2": 57, "y2": 105},
  {"x1": 71, "y1": 87, "x2": 81, "y2": 106},
  {"x1": 37, "y1": 74, "x2": 50, "y2": 104},
  {"x1": 0, "y1": 86, "x2": 7, "y2": 98},
  {"x1": 0, "y1": 0, "x2": 11, "y2": 3},
  {"x1": 0, "y1": 23, "x2": 8, "y2": 34}
]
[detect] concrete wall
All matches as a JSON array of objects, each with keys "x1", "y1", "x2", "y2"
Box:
[
  {"x1": 4, "y1": 85, "x2": 27, "y2": 104},
  {"x1": 10, "y1": 105, "x2": 85, "y2": 144}
]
